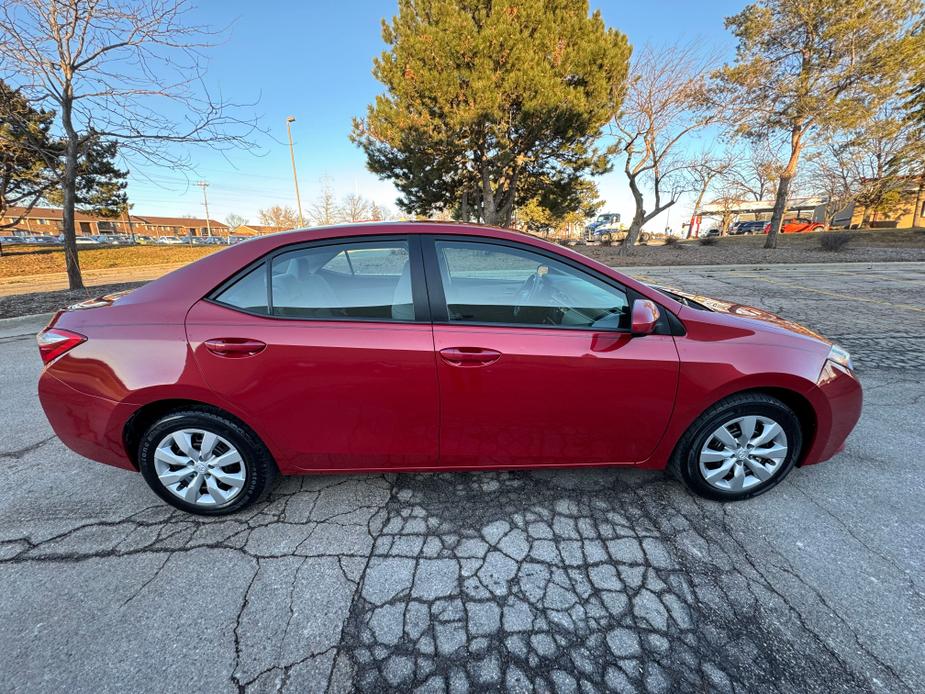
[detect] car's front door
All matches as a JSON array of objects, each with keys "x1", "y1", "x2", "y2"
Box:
[
  {"x1": 186, "y1": 235, "x2": 439, "y2": 472},
  {"x1": 423, "y1": 237, "x2": 679, "y2": 468}
]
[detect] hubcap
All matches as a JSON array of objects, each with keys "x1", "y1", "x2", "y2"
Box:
[
  {"x1": 153, "y1": 429, "x2": 246, "y2": 507},
  {"x1": 698, "y1": 415, "x2": 788, "y2": 492}
]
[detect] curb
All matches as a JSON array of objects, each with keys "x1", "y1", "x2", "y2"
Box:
[{"x1": 0, "y1": 312, "x2": 54, "y2": 339}]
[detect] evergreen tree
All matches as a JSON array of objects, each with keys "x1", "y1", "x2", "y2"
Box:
[
  {"x1": 352, "y1": 0, "x2": 630, "y2": 227},
  {"x1": 0, "y1": 80, "x2": 55, "y2": 232},
  {"x1": 44, "y1": 139, "x2": 128, "y2": 219}
]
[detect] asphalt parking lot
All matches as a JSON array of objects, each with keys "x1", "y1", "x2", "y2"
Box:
[{"x1": 0, "y1": 261, "x2": 923, "y2": 693}]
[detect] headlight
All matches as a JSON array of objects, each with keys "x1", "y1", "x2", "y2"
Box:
[{"x1": 827, "y1": 344, "x2": 854, "y2": 371}]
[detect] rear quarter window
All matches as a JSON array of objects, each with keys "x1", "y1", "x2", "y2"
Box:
[{"x1": 214, "y1": 263, "x2": 268, "y2": 314}]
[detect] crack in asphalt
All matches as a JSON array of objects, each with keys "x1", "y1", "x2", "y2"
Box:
[
  {"x1": 0, "y1": 435, "x2": 56, "y2": 460},
  {"x1": 787, "y1": 476, "x2": 924, "y2": 595},
  {"x1": 333, "y1": 470, "x2": 906, "y2": 693}
]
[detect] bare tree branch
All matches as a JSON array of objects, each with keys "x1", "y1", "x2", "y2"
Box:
[
  {"x1": 0, "y1": 0, "x2": 263, "y2": 288},
  {"x1": 610, "y1": 43, "x2": 728, "y2": 254}
]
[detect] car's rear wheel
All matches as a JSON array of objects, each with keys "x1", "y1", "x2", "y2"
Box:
[
  {"x1": 138, "y1": 409, "x2": 276, "y2": 515},
  {"x1": 671, "y1": 393, "x2": 802, "y2": 501}
]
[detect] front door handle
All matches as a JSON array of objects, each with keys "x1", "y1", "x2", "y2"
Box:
[
  {"x1": 439, "y1": 347, "x2": 501, "y2": 367},
  {"x1": 204, "y1": 338, "x2": 267, "y2": 357}
]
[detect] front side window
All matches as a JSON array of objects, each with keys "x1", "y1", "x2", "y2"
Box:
[
  {"x1": 435, "y1": 240, "x2": 629, "y2": 329},
  {"x1": 271, "y1": 240, "x2": 414, "y2": 320}
]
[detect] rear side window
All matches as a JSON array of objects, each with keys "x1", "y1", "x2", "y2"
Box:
[
  {"x1": 270, "y1": 240, "x2": 414, "y2": 320},
  {"x1": 214, "y1": 263, "x2": 268, "y2": 314}
]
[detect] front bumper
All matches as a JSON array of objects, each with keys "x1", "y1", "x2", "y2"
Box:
[
  {"x1": 800, "y1": 361, "x2": 863, "y2": 466},
  {"x1": 38, "y1": 370, "x2": 137, "y2": 471}
]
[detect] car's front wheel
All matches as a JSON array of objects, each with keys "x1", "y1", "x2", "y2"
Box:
[
  {"x1": 671, "y1": 393, "x2": 802, "y2": 501},
  {"x1": 138, "y1": 409, "x2": 277, "y2": 515}
]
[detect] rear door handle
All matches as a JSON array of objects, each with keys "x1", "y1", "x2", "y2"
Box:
[
  {"x1": 204, "y1": 338, "x2": 266, "y2": 357},
  {"x1": 439, "y1": 347, "x2": 501, "y2": 367}
]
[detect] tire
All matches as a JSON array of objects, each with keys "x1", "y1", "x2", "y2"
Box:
[
  {"x1": 669, "y1": 393, "x2": 802, "y2": 502},
  {"x1": 138, "y1": 409, "x2": 277, "y2": 515}
]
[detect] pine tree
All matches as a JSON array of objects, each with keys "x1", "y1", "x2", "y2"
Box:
[
  {"x1": 352, "y1": 0, "x2": 630, "y2": 227},
  {"x1": 0, "y1": 80, "x2": 55, "y2": 232},
  {"x1": 43, "y1": 139, "x2": 128, "y2": 219}
]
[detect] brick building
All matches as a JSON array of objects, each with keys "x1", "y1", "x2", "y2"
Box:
[{"x1": 1, "y1": 206, "x2": 229, "y2": 238}]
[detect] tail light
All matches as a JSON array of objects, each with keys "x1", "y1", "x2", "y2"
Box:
[{"x1": 37, "y1": 328, "x2": 86, "y2": 364}]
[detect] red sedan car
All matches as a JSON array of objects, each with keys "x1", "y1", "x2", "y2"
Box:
[
  {"x1": 763, "y1": 218, "x2": 827, "y2": 234},
  {"x1": 37, "y1": 223, "x2": 861, "y2": 515}
]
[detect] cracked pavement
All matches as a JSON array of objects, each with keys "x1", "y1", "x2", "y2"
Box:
[{"x1": 0, "y1": 262, "x2": 923, "y2": 693}]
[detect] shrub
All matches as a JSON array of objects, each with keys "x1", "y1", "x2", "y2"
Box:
[
  {"x1": 699, "y1": 236, "x2": 718, "y2": 246},
  {"x1": 820, "y1": 232, "x2": 852, "y2": 251},
  {"x1": 663, "y1": 235, "x2": 679, "y2": 246}
]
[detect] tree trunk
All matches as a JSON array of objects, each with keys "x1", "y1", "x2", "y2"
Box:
[
  {"x1": 460, "y1": 190, "x2": 469, "y2": 222},
  {"x1": 617, "y1": 177, "x2": 646, "y2": 255},
  {"x1": 688, "y1": 186, "x2": 708, "y2": 239},
  {"x1": 765, "y1": 129, "x2": 803, "y2": 250},
  {"x1": 913, "y1": 177, "x2": 924, "y2": 228},
  {"x1": 60, "y1": 96, "x2": 84, "y2": 290},
  {"x1": 498, "y1": 170, "x2": 517, "y2": 228},
  {"x1": 764, "y1": 174, "x2": 792, "y2": 249},
  {"x1": 480, "y1": 165, "x2": 499, "y2": 225}
]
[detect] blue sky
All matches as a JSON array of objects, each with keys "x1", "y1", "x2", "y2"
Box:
[{"x1": 125, "y1": 1, "x2": 744, "y2": 229}]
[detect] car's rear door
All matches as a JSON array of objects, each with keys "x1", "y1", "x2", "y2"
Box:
[
  {"x1": 423, "y1": 236, "x2": 679, "y2": 468},
  {"x1": 186, "y1": 235, "x2": 439, "y2": 472}
]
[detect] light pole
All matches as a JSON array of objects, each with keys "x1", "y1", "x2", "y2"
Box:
[{"x1": 286, "y1": 116, "x2": 305, "y2": 227}]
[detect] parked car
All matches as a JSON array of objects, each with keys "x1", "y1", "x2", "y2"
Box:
[
  {"x1": 763, "y1": 218, "x2": 826, "y2": 234},
  {"x1": 74, "y1": 236, "x2": 99, "y2": 245},
  {"x1": 156, "y1": 235, "x2": 185, "y2": 245},
  {"x1": 585, "y1": 212, "x2": 621, "y2": 236},
  {"x1": 701, "y1": 228, "x2": 721, "y2": 238},
  {"x1": 731, "y1": 221, "x2": 766, "y2": 235},
  {"x1": 37, "y1": 222, "x2": 862, "y2": 515}
]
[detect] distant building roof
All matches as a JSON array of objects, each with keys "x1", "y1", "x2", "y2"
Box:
[
  {"x1": 235, "y1": 224, "x2": 289, "y2": 235},
  {"x1": 700, "y1": 196, "x2": 827, "y2": 214},
  {"x1": 3, "y1": 206, "x2": 103, "y2": 223},
  {"x1": 2, "y1": 206, "x2": 226, "y2": 229}
]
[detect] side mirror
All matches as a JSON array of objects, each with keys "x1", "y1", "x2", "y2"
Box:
[{"x1": 631, "y1": 299, "x2": 660, "y2": 336}]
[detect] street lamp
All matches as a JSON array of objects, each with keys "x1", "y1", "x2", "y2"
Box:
[{"x1": 286, "y1": 116, "x2": 305, "y2": 227}]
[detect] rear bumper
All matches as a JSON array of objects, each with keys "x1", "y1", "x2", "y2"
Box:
[
  {"x1": 38, "y1": 370, "x2": 137, "y2": 471},
  {"x1": 800, "y1": 362, "x2": 863, "y2": 466}
]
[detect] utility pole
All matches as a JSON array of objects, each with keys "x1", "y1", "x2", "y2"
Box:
[
  {"x1": 196, "y1": 180, "x2": 213, "y2": 245},
  {"x1": 286, "y1": 116, "x2": 305, "y2": 227}
]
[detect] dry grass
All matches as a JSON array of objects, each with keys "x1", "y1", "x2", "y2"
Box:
[
  {"x1": 820, "y1": 232, "x2": 854, "y2": 252},
  {"x1": 0, "y1": 244, "x2": 219, "y2": 278},
  {"x1": 579, "y1": 228, "x2": 925, "y2": 266},
  {"x1": 0, "y1": 281, "x2": 146, "y2": 319},
  {"x1": 680, "y1": 228, "x2": 925, "y2": 249}
]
